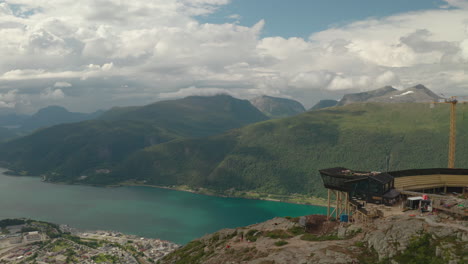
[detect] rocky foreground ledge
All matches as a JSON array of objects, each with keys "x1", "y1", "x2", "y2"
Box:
[
  {"x1": 0, "y1": 219, "x2": 179, "y2": 264},
  {"x1": 160, "y1": 214, "x2": 468, "y2": 264}
]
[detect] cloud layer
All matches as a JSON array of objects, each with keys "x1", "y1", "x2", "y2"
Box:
[{"x1": 1, "y1": 0, "x2": 468, "y2": 112}]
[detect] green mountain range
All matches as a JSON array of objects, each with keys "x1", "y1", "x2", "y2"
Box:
[
  {"x1": 2, "y1": 99, "x2": 466, "y2": 200},
  {"x1": 0, "y1": 95, "x2": 268, "y2": 182}
]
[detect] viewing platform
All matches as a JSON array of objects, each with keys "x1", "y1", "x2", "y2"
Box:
[{"x1": 319, "y1": 167, "x2": 468, "y2": 221}]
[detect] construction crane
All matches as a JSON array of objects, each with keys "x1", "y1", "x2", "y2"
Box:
[{"x1": 431, "y1": 96, "x2": 468, "y2": 168}]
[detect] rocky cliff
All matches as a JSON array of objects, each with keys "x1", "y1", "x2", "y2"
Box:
[{"x1": 160, "y1": 214, "x2": 468, "y2": 264}]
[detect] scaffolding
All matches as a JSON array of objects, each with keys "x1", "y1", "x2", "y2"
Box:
[{"x1": 326, "y1": 189, "x2": 350, "y2": 220}]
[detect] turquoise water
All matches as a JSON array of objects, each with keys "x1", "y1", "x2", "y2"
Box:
[{"x1": 0, "y1": 168, "x2": 326, "y2": 244}]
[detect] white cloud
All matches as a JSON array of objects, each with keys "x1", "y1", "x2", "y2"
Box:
[
  {"x1": 1, "y1": 0, "x2": 468, "y2": 112},
  {"x1": 376, "y1": 71, "x2": 400, "y2": 87},
  {"x1": 0, "y1": 89, "x2": 19, "y2": 108},
  {"x1": 40, "y1": 87, "x2": 65, "y2": 100},
  {"x1": 227, "y1": 14, "x2": 241, "y2": 20},
  {"x1": 159, "y1": 86, "x2": 234, "y2": 99},
  {"x1": 444, "y1": 0, "x2": 468, "y2": 8},
  {"x1": 0, "y1": 62, "x2": 117, "y2": 81},
  {"x1": 54, "y1": 81, "x2": 72, "y2": 87}
]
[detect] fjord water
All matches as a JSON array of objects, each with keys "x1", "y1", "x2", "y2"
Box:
[{"x1": 0, "y1": 169, "x2": 325, "y2": 244}]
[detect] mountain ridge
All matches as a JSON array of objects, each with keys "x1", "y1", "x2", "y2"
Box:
[
  {"x1": 101, "y1": 94, "x2": 269, "y2": 137},
  {"x1": 20, "y1": 105, "x2": 103, "y2": 131},
  {"x1": 0, "y1": 95, "x2": 269, "y2": 179}
]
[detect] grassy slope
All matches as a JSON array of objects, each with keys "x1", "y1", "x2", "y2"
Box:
[{"x1": 116, "y1": 103, "x2": 468, "y2": 198}]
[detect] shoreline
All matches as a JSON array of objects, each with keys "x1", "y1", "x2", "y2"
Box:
[
  {"x1": 0, "y1": 168, "x2": 327, "y2": 207},
  {"x1": 117, "y1": 182, "x2": 328, "y2": 207}
]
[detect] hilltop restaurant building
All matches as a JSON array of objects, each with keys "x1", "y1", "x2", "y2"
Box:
[{"x1": 319, "y1": 167, "x2": 400, "y2": 204}]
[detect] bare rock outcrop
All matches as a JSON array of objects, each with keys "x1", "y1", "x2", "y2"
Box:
[{"x1": 161, "y1": 214, "x2": 467, "y2": 264}]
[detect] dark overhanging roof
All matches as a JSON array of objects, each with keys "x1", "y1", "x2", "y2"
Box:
[
  {"x1": 321, "y1": 167, "x2": 468, "y2": 179},
  {"x1": 319, "y1": 167, "x2": 352, "y2": 176},
  {"x1": 369, "y1": 173, "x2": 393, "y2": 184},
  {"x1": 319, "y1": 167, "x2": 376, "y2": 179},
  {"x1": 320, "y1": 167, "x2": 394, "y2": 182}
]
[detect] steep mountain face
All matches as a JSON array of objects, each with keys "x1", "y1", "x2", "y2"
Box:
[
  {"x1": 161, "y1": 215, "x2": 467, "y2": 264},
  {"x1": 249, "y1": 95, "x2": 305, "y2": 118},
  {"x1": 101, "y1": 95, "x2": 268, "y2": 137},
  {"x1": 337, "y1": 86, "x2": 397, "y2": 106},
  {"x1": 310, "y1": 99, "x2": 338, "y2": 110},
  {"x1": 367, "y1": 84, "x2": 443, "y2": 103},
  {"x1": 20, "y1": 106, "x2": 103, "y2": 131},
  {"x1": 0, "y1": 95, "x2": 268, "y2": 180}
]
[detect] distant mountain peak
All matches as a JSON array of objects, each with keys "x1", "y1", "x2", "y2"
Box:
[
  {"x1": 250, "y1": 95, "x2": 305, "y2": 118},
  {"x1": 36, "y1": 105, "x2": 69, "y2": 114},
  {"x1": 338, "y1": 84, "x2": 441, "y2": 105},
  {"x1": 20, "y1": 105, "x2": 102, "y2": 131},
  {"x1": 337, "y1": 86, "x2": 397, "y2": 106},
  {"x1": 379, "y1": 85, "x2": 397, "y2": 91},
  {"x1": 186, "y1": 93, "x2": 234, "y2": 99},
  {"x1": 412, "y1": 84, "x2": 427, "y2": 89}
]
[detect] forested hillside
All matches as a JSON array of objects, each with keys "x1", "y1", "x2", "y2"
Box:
[{"x1": 115, "y1": 103, "x2": 468, "y2": 198}]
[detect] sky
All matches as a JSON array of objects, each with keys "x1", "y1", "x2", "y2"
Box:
[{"x1": 1, "y1": 0, "x2": 468, "y2": 113}]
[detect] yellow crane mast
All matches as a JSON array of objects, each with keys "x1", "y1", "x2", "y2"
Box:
[
  {"x1": 433, "y1": 96, "x2": 467, "y2": 168},
  {"x1": 446, "y1": 97, "x2": 457, "y2": 169}
]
